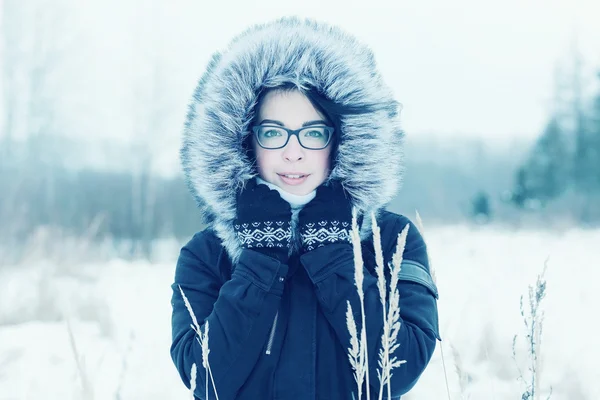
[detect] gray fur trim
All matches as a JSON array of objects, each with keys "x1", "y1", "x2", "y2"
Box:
[{"x1": 181, "y1": 17, "x2": 404, "y2": 262}]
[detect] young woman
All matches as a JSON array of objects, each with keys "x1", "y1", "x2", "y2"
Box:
[{"x1": 170, "y1": 17, "x2": 440, "y2": 399}]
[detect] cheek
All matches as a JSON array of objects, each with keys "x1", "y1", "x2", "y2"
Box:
[{"x1": 315, "y1": 149, "x2": 332, "y2": 176}]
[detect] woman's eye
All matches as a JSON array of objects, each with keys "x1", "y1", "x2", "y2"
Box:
[
  {"x1": 264, "y1": 129, "x2": 282, "y2": 137},
  {"x1": 304, "y1": 129, "x2": 324, "y2": 137}
]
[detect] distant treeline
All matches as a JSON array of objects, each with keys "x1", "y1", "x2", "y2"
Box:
[{"x1": 0, "y1": 148, "x2": 203, "y2": 259}]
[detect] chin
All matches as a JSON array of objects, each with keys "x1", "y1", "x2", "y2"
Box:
[
  {"x1": 287, "y1": 186, "x2": 313, "y2": 196},
  {"x1": 279, "y1": 178, "x2": 317, "y2": 196}
]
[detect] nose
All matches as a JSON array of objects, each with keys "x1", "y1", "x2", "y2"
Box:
[{"x1": 282, "y1": 135, "x2": 304, "y2": 162}]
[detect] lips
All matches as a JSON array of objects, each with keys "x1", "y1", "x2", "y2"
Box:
[{"x1": 277, "y1": 173, "x2": 309, "y2": 186}]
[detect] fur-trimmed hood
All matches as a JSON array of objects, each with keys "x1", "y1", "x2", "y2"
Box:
[{"x1": 181, "y1": 17, "x2": 405, "y2": 262}]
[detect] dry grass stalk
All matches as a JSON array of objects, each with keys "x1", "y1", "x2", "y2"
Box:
[
  {"x1": 348, "y1": 212, "x2": 412, "y2": 399},
  {"x1": 374, "y1": 214, "x2": 409, "y2": 399},
  {"x1": 414, "y1": 210, "x2": 436, "y2": 285},
  {"x1": 179, "y1": 286, "x2": 219, "y2": 399},
  {"x1": 371, "y1": 213, "x2": 389, "y2": 400},
  {"x1": 347, "y1": 208, "x2": 371, "y2": 400},
  {"x1": 512, "y1": 259, "x2": 552, "y2": 400},
  {"x1": 384, "y1": 222, "x2": 410, "y2": 394},
  {"x1": 451, "y1": 343, "x2": 471, "y2": 400},
  {"x1": 190, "y1": 363, "x2": 197, "y2": 400},
  {"x1": 66, "y1": 319, "x2": 94, "y2": 399},
  {"x1": 346, "y1": 300, "x2": 363, "y2": 393},
  {"x1": 415, "y1": 210, "x2": 452, "y2": 400}
]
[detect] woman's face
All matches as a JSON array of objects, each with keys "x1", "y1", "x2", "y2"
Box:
[{"x1": 253, "y1": 89, "x2": 332, "y2": 195}]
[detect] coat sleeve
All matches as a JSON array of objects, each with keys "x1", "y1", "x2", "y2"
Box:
[
  {"x1": 170, "y1": 231, "x2": 288, "y2": 400},
  {"x1": 299, "y1": 217, "x2": 440, "y2": 398}
]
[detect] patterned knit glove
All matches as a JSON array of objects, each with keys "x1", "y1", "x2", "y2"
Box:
[
  {"x1": 233, "y1": 178, "x2": 292, "y2": 263},
  {"x1": 298, "y1": 180, "x2": 353, "y2": 253}
]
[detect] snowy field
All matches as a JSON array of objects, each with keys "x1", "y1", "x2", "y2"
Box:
[{"x1": 1, "y1": 224, "x2": 599, "y2": 399}]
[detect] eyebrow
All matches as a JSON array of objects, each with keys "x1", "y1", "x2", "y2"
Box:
[{"x1": 259, "y1": 119, "x2": 328, "y2": 127}]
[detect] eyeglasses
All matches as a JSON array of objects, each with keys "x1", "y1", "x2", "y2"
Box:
[{"x1": 251, "y1": 125, "x2": 334, "y2": 150}]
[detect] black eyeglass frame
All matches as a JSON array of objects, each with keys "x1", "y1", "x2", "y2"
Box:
[{"x1": 251, "y1": 125, "x2": 335, "y2": 150}]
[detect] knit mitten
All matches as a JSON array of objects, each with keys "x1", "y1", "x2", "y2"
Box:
[
  {"x1": 298, "y1": 180, "x2": 353, "y2": 253},
  {"x1": 233, "y1": 178, "x2": 292, "y2": 263}
]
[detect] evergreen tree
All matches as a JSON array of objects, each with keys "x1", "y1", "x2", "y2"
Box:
[
  {"x1": 516, "y1": 118, "x2": 570, "y2": 205},
  {"x1": 470, "y1": 190, "x2": 492, "y2": 223},
  {"x1": 579, "y1": 72, "x2": 600, "y2": 193}
]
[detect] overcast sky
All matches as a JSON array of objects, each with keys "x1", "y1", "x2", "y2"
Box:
[
  {"x1": 2, "y1": 0, "x2": 600, "y2": 158},
  {"x1": 87, "y1": 0, "x2": 599, "y2": 136}
]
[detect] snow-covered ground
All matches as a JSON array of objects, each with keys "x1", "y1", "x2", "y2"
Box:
[{"x1": 1, "y1": 225, "x2": 599, "y2": 399}]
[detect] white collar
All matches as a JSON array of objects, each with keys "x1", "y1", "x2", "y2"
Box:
[{"x1": 256, "y1": 177, "x2": 316, "y2": 209}]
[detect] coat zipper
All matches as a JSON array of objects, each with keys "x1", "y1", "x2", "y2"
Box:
[{"x1": 265, "y1": 311, "x2": 279, "y2": 355}]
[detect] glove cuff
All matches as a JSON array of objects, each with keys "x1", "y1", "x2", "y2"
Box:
[
  {"x1": 300, "y1": 220, "x2": 352, "y2": 252},
  {"x1": 235, "y1": 220, "x2": 292, "y2": 249}
]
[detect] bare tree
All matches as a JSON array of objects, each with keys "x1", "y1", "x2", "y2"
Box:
[
  {"x1": 1, "y1": 0, "x2": 24, "y2": 162},
  {"x1": 569, "y1": 35, "x2": 587, "y2": 193},
  {"x1": 0, "y1": 0, "x2": 77, "y2": 241},
  {"x1": 127, "y1": 0, "x2": 176, "y2": 258}
]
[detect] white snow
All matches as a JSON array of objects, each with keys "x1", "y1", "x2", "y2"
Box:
[{"x1": 1, "y1": 225, "x2": 598, "y2": 399}]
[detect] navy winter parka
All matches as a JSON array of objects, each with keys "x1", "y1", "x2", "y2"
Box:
[{"x1": 170, "y1": 17, "x2": 440, "y2": 400}]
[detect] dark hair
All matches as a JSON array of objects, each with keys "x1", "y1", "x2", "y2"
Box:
[{"x1": 243, "y1": 83, "x2": 346, "y2": 168}]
